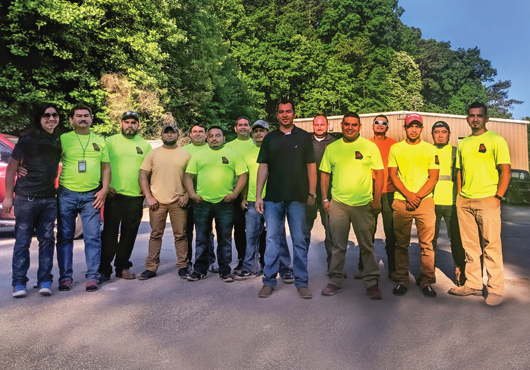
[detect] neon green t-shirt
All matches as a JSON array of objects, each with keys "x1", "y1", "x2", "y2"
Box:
[
  {"x1": 106, "y1": 134, "x2": 152, "y2": 197},
  {"x1": 388, "y1": 140, "x2": 438, "y2": 201},
  {"x1": 433, "y1": 144, "x2": 456, "y2": 206},
  {"x1": 59, "y1": 131, "x2": 109, "y2": 192},
  {"x1": 243, "y1": 145, "x2": 266, "y2": 202},
  {"x1": 186, "y1": 146, "x2": 248, "y2": 203},
  {"x1": 225, "y1": 138, "x2": 255, "y2": 154},
  {"x1": 183, "y1": 143, "x2": 208, "y2": 156},
  {"x1": 320, "y1": 137, "x2": 383, "y2": 206},
  {"x1": 456, "y1": 130, "x2": 511, "y2": 199}
]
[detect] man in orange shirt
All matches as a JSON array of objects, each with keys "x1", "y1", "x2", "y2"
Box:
[{"x1": 356, "y1": 115, "x2": 398, "y2": 282}]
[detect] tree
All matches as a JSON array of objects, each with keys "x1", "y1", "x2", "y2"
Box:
[
  {"x1": 386, "y1": 51, "x2": 422, "y2": 111},
  {"x1": 487, "y1": 80, "x2": 524, "y2": 119}
]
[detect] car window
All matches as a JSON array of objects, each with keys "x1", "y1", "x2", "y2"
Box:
[
  {"x1": 0, "y1": 143, "x2": 12, "y2": 164},
  {"x1": 512, "y1": 171, "x2": 530, "y2": 180}
]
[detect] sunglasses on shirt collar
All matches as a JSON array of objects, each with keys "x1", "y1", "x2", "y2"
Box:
[{"x1": 373, "y1": 120, "x2": 388, "y2": 126}]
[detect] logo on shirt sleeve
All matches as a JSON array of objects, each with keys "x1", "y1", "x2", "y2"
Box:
[
  {"x1": 479, "y1": 144, "x2": 487, "y2": 153},
  {"x1": 355, "y1": 151, "x2": 363, "y2": 160},
  {"x1": 136, "y1": 147, "x2": 143, "y2": 155},
  {"x1": 92, "y1": 143, "x2": 100, "y2": 151},
  {"x1": 435, "y1": 155, "x2": 439, "y2": 165},
  {"x1": 222, "y1": 157, "x2": 229, "y2": 164}
]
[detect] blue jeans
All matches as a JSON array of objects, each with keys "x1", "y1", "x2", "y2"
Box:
[
  {"x1": 244, "y1": 202, "x2": 291, "y2": 275},
  {"x1": 56, "y1": 186, "x2": 101, "y2": 282},
  {"x1": 12, "y1": 196, "x2": 56, "y2": 287},
  {"x1": 263, "y1": 201, "x2": 308, "y2": 289},
  {"x1": 193, "y1": 201, "x2": 233, "y2": 275}
]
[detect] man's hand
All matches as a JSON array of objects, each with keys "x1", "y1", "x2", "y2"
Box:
[
  {"x1": 17, "y1": 166, "x2": 27, "y2": 177},
  {"x1": 92, "y1": 188, "x2": 109, "y2": 209},
  {"x1": 405, "y1": 192, "x2": 421, "y2": 208},
  {"x1": 190, "y1": 193, "x2": 203, "y2": 203},
  {"x1": 177, "y1": 193, "x2": 189, "y2": 208},
  {"x1": 255, "y1": 197, "x2": 264, "y2": 214},
  {"x1": 107, "y1": 187, "x2": 117, "y2": 197},
  {"x1": 370, "y1": 199, "x2": 381, "y2": 215},
  {"x1": 146, "y1": 195, "x2": 159, "y2": 211},
  {"x1": 241, "y1": 198, "x2": 249, "y2": 211},
  {"x1": 323, "y1": 200, "x2": 331, "y2": 215},
  {"x1": 494, "y1": 196, "x2": 501, "y2": 207},
  {"x1": 2, "y1": 196, "x2": 13, "y2": 213},
  {"x1": 307, "y1": 196, "x2": 315, "y2": 207},
  {"x1": 405, "y1": 202, "x2": 417, "y2": 211},
  {"x1": 224, "y1": 192, "x2": 237, "y2": 203}
]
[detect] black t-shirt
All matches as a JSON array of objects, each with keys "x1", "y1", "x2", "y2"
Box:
[
  {"x1": 11, "y1": 130, "x2": 62, "y2": 197},
  {"x1": 257, "y1": 125, "x2": 315, "y2": 202}
]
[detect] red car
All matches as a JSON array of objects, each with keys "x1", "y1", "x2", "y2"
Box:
[{"x1": 0, "y1": 134, "x2": 20, "y2": 225}]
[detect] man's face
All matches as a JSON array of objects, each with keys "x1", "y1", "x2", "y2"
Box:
[
  {"x1": 190, "y1": 125, "x2": 206, "y2": 145},
  {"x1": 405, "y1": 123, "x2": 422, "y2": 142},
  {"x1": 432, "y1": 128, "x2": 450, "y2": 145},
  {"x1": 277, "y1": 103, "x2": 296, "y2": 128},
  {"x1": 69, "y1": 109, "x2": 92, "y2": 130},
  {"x1": 207, "y1": 128, "x2": 224, "y2": 149},
  {"x1": 372, "y1": 116, "x2": 388, "y2": 135},
  {"x1": 251, "y1": 127, "x2": 268, "y2": 144},
  {"x1": 467, "y1": 107, "x2": 489, "y2": 132},
  {"x1": 235, "y1": 119, "x2": 250, "y2": 137},
  {"x1": 341, "y1": 117, "x2": 362, "y2": 142},
  {"x1": 312, "y1": 116, "x2": 328, "y2": 138},
  {"x1": 121, "y1": 119, "x2": 139, "y2": 139},
  {"x1": 162, "y1": 129, "x2": 178, "y2": 146}
]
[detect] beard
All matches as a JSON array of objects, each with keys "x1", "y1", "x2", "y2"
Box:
[
  {"x1": 122, "y1": 128, "x2": 138, "y2": 139},
  {"x1": 163, "y1": 139, "x2": 177, "y2": 146}
]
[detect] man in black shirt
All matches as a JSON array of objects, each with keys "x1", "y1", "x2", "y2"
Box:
[{"x1": 255, "y1": 100, "x2": 317, "y2": 299}]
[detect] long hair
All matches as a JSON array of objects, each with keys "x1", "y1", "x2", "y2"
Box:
[{"x1": 27, "y1": 103, "x2": 65, "y2": 137}]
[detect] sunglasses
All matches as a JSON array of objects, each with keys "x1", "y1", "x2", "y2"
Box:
[
  {"x1": 42, "y1": 113, "x2": 59, "y2": 118},
  {"x1": 373, "y1": 120, "x2": 388, "y2": 126}
]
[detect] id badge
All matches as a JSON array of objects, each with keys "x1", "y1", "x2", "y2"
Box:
[{"x1": 78, "y1": 160, "x2": 86, "y2": 173}]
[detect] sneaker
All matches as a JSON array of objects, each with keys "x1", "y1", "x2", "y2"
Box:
[
  {"x1": 281, "y1": 271, "x2": 295, "y2": 284},
  {"x1": 12, "y1": 285, "x2": 27, "y2": 298},
  {"x1": 392, "y1": 284, "x2": 408, "y2": 296},
  {"x1": 138, "y1": 270, "x2": 157, "y2": 280},
  {"x1": 258, "y1": 285, "x2": 274, "y2": 298},
  {"x1": 178, "y1": 268, "x2": 188, "y2": 279},
  {"x1": 38, "y1": 282, "x2": 52, "y2": 296},
  {"x1": 448, "y1": 285, "x2": 483, "y2": 296},
  {"x1": 235, "y1": 270, "x2": 258, "y2": 281},
  {"x1": 208, "y1": 264, "x2": 219, "y2": 273},
  {"x1": 86, "y1": 280, "x2": 98, "y2": 292},
  {"x1": 187, "y1": 271, "x2": 207, "y2": 281},
  {"x1": 321, "y1": 283, "x2": 343, "y2": 296},
  {"x1": 117, "y1": 269, "x2": 136, "y2": 279},
  {"x1": 485, "y1": 293, "x2": 503, "y2": 306},
  {"x1": 297, "y1": 286, "x2": 313, "y2": 299},
  {"x1": 354, "y1": 269, "x2": 364, "y2": 279},
  {"x1": 388, "y1": 271, "x2": 399, "y2": 282},
  {"x1": 233, "y1": 259, "x2": 244, "y2": 273},
  {"x1": 366, "y1": 283, "x2": 382, "y2": 300},
  {"x1": 58, "y1": 280, "x2": 72, "y2": 291},
  {"x1": 187, "y1": 262, "x2": 194, "y2": 275},
  {"x1": 97, "y1": 273, "x2": 110, "y2": 284},
  {"x1": 422, "y1": 285, "x2": 437, "y2": 298},
  {"x1": 220, "y1": 272, "x2": 234, "y2": 283}
]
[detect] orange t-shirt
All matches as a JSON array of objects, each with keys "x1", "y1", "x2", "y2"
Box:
[{"x1": 370, "y1": 136, "x2": 397, "y2": 193}]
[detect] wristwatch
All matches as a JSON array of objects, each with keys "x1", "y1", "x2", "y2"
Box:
[
  {"x1": 494, "y1": 194, "x2": 503, "y2": 201},
  {"x1": 309, "y1": 193, "x2": 316, "y2": 199}
]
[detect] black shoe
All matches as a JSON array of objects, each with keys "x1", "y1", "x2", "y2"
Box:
[
  {"x1": 235, "y1": 270, "x2": 258, "y2": 281},
  {"x1": 281, "y1": 271, "x2": 295, "y2": 284},
  {"x1": 233, "y1": 259, "x2": 244, "y2": 273},
  {"x1": 138, "y1": 270, "x2": 157, "y2": 280},
  {"x1": 393, "y1": 284, "x2": 408, "y2": 296},
  {"x1": 187, "y1": 262, "x2": 194, "y2": 275},
  {"x1": 422, "y1": 285, "x2": 437, "y2": 298},
  {"x1": 97, "y1": 273, "x2": 110, "y2": 284},
  {"x1": 178, "y1": 268, "x2": 188, "y2": 279},
  {"x1": 187, "y1": 271, "x2": 206, "y2": 281},
  {"x1": 220, "y1": 272, "x2": 234, "y2": 282}
]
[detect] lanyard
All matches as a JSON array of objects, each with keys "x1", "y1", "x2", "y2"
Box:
[{"x1": 75, "y1": 132, "x2": 91, "y2": 159}]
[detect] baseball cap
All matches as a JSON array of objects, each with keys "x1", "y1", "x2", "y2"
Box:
[
  {"x1": 252, "y1": 120, "x2": 269, "y2": 130},
  {"x1": 431, "y1": 121, "x2": 451, "y2": 133},
  {"x1": 162, "y1": 124, "x2": 178, "y2": 133},
  {"x1": 404, "y1": 113, "x2": 423, "y2": 127},
  {"x1": 122, "y1": 111, "x2": 139, "y2": 121}
]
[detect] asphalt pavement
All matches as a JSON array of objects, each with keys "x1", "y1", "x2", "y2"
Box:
[{"x1": 0, "y1": 204, "x2": 529, "y2": 370}]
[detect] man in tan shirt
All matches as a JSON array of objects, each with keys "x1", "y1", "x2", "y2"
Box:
[{"x1": 138, "y1": 124, "x2": 191, "y2": 280}]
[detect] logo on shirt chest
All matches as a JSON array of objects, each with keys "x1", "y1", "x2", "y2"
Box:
[
  {"x1": 92, "y1": 143, "x2": 100, "y2": 151},
  {"x1": 136, "y1": 147, "x2": 143, "y2": 155},
  {"x1": 222, "y1": 157, "x2": 229, "y2": 164},
  {"x1": 435, "y1": 155, "x2": 440, "y2": 165},
  {"x1": 355, "y1": 151, "x2": 363, "y2": 160},
  {"x1": 478, "y1": 144, "x2": 487, "y2": 153}
]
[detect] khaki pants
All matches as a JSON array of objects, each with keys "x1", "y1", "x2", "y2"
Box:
[
  {"x1": 393, "y1": 198, "x2": 436, "y2": 288},
  {"x1": 328, "y1": 200, "x2": 380, "y2": 288},
  {"x1": 456, "y1": 195, "x2": 503, "y2": 295},
  {"x1": 146, "y1": 201, "x2": 188, "y2": 271}
]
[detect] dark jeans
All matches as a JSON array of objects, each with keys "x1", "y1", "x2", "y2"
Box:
[
  {"x1": 233, "y1": 194, "x2": 246, "y2": 261},
  {"x1": 434, "y1": 204, "x2": 465, "y2": 269},
  {"x1": 187, "y1": 203, "x2": 216, "y2": 264},
  {"x1": 193, "y1": 201, "x2": 233, "y2": 275},
  {"x1": 99, "y1": 194, "x2": 144, "y2": 276},
  {"x1": 305, "y1": 201, "x2": 333, "y2": 268},
  {"x1": 12, "y1": 196, "x2": 56, "y2": 287},
  {"x1": 358, "y1": 192, "x2": 396, "y2": 272}
]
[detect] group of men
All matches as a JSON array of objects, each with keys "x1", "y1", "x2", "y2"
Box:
[{"x1": 16, "y1": 101, "x2": 510, "y2": 306}]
